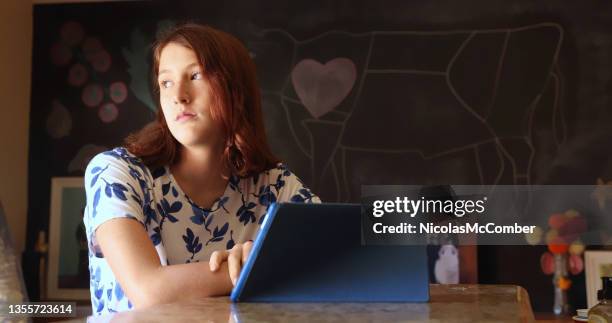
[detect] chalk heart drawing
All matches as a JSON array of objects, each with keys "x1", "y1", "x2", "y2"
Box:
[{"x1": 291, "y1": 58, "x2": 357, "y2": 118}]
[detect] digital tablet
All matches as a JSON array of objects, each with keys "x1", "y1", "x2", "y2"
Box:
[{"x1": 230, "y1": 203, "x2": 429, "y2": 302}]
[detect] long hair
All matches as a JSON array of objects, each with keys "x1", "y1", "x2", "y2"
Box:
[{"x1": 125, "y1": 23, "x2": 280, "y2": 177}]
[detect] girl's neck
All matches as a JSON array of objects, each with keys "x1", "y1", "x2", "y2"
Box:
[{"x1": 170, "y1": 144, "x2": 228, "y2": 195}]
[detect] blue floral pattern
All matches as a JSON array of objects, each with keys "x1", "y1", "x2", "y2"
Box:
[{"x1": 83, "y1": 147, "x2": 320, "y2": 315}]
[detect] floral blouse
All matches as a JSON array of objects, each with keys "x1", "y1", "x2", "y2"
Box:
[{"x1": 83, "y1": 147, "x2": 320, "y2": 315}]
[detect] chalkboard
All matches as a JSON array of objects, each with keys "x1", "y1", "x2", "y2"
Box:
[{"x1": 27, "y1": 0, "x2": 612, "y2": 311}]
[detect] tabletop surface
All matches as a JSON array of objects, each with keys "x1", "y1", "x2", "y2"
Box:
[{"x1": 82, "y1": 284, "x2": 535, "y2": 323}]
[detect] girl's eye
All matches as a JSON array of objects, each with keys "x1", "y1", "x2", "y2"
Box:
[
  {"x1": 160, "y1": 80, "x2": 173, "y2": 89},
  {"x1": 191, "y1": 72, "x2": 202, "y2": 80}
]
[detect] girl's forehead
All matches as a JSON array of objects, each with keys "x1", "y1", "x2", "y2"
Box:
[{"x1": 159, "y1": 43, "x2": 200, "y2": 68}]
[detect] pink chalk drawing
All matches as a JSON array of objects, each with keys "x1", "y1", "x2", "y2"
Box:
[
  {"x1": 109, "y1": 82, "x2": 128, "y2": 104},
  {"x1": 68, "y1": 63, "x2": 88, "y2": 87},
  {"x1": 82, "y1": 37, "x2": 103, "y2": 59},
  {"x1": 50, "y1": 42, "x2": 72, "y2": 66},
  {"x1": 60, "y1": 21, "x2": 84, "y2": 46},
  {"x1": 46, "y1": 100, "x2": 72, "y2": 139},
  {"x1": 89, "y1": 50, "x2": 112, "y2": 73},
  {"x1": 98, "y1": 102, "x2": 119, "y2": 123},
  {"x1": 291, "y1": 58, "x2": 356, "y2": 119},
  {"x1": 82, "y1": 84, "x2": 104, "y2": 108}
]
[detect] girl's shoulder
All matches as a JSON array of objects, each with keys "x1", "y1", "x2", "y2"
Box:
[
  {"x1": 86, "y1": 147, "x2": 154, "y2": 182},
  {"x1": 251, "y1": 162, "x2": 297, "y2": 184}
]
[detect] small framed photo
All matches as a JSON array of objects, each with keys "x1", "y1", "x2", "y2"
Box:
[
  {"x1": 585, "y1": 250, "x2": 612, "y2": 308},
  {"x1": 47, "y1": 177, "x2": 90, "y2": 300}
]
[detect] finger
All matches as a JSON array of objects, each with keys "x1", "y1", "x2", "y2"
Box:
[
  {"x1": 228, "y1": 246, "x2": 243, "y2": 286},
  {"x1": 242, "y1": 241, "x2": 253, "y2": 264},
  {"x1": 209, "y1": 250, "x2": 228, "y2": 272}
]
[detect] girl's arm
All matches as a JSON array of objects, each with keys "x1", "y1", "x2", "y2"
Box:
[{"x1": 96, "y1": 217, "x2": 233, "y2": 309}]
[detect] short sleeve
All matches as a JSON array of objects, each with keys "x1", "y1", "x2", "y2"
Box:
[
  {"x1": 273, "y1": 164, "x2": 322, "y2": 204},
  {"x1": 83, "y1": 149, "x2": 149, "y2": 255}
]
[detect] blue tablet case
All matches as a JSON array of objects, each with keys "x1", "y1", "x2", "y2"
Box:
[{"x1": 230, "y1": 203, "x2": 429, "y2": 302}]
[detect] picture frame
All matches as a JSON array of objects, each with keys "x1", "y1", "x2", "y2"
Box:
[
  {"x1": 47, "y1": 177, "x2": 90, "y2": 300},
  {"x1": 585, "y1": 250, "x2": 612, "y2": 308}
]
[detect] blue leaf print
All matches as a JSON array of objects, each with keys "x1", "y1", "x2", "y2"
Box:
[
  {"x1": 168, "y1": 201, "x2": 183, "y2": 213},
  {"x1": 90, "y1": 173, "x2": 100, "y2": 188},
  {"x1": 127, "y1": 165, "x2": 142, "y2": 182},
  {"x1": 162, "y1": 182, "x2": 171, "y2": 196},
  {"x1": 126, "y1": 182, "x2": 142, "y2": 204},
  {"x1": 92, "y1": 188, "x2": 101, "y2": 218},
  {"x1": 111, "y1": 183, "x2": 128, "y2": 201},
  {"x1": 166, "y1": 213, "x2": 179, "y2": 223},
  {"x1": 216, "y1": 222, "x2": 229, "y2": 236},
  {"x1": 93, "y1": 266, "x2": 101, "y2": 282},
  {"x1": 158, "y1": 199, "x2": 181, "y2": 227},
  {"x1": 151, "y1": 227, "x2": 161, "y2": 246},
  {"x1": 190, "y1": 210, "x2": 205, "y2": 225},
  {"x1": 299, "y1": 188, "x2": 312, "y2": 199},
  {"x1": 207, "y1": 222, "x2": 229, "y2": 245},
  {"x1": 151, "y1": 167, "x2": 165, "y2": 179},
  {"x1": 229, "y1": 175, "x2": 240, "y2": 192},
  {"x1": 277, "y1": 163, "x2": 291, "y2": 176},
  {"x1": 128, "y1": 300, "x2": 133, "y2": 309},
  {"x1": 218, "y1": 196, "x2": 229, "y2": 211},
  {"x1": 160, "y1": 199, "x2": 170, "y2": 212},
  {"x1": 95, "y1": 299, "x2": 104, "y2": 313},
  {"x1": 106, "y1": 288, "x2": 112, "y2": 300},
  {"x1": 89, "y1": 165, "x2": 108, "y2": 188},
  {"x1": 209, "y1": 237, "x2": 223, "y2": 243},
  {"x1": 104, "y1": 184, "x2": 112, "y2": 198},
  {"x1": 275, "y1": 174, "x2": 286, "y2": 191},
  {"x1": 172, "y1": 186, "x2": 178, "y2": 198},
  {"x1": 144, "y1": 205, "x2": 158, "y2": 225},
  {"x1": 114, "y1": 282, "x2": 124, "y2": 301},
  {"x1": 103, "y1": 149, "x2": 149, "y2": 177},
  {"x1": 160, "y1": 200, "x2": 182, "y2": 224},
  {"x1": 205, "y1": 213, "x2": 214, "y2": 230},
  {"x1": 258, "y1": 185, "x2": 277, "y2": 206},
  {"x1": 193, "y1": 236, "x2": 200, "y2": 250},
  {"x1": 94, "y1": 286, "x2": 103, "y2": 300},
  {"x1": 226, "y1": 230, "x2": 235, "y2": 249},
  {"x1": 182, "y1": 227, "x2": 194, "y2": 244},
  {"x1": 183, "y1": 228, "x2": 202, "y2": 259},
  {"x1": 290, "y1": 194, "x2": 305, "y2": 203},
  {"x1": 156, "y1": 202, "x2": 166, "y2": 229},
  {"x1": 131, "y1": 194, "x2": 142, "y2": 205},
  {"x1": 237, "y1": 206, "x2": 256, "y2": 225}
]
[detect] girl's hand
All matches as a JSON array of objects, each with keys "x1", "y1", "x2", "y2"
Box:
[{"x1": 209, "y1": 241, "x2": 254, "y2": 286}]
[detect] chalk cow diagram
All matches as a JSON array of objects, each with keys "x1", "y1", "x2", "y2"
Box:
[{"x1": 246, "y1": 23, "x2": 566, "y2": 202}]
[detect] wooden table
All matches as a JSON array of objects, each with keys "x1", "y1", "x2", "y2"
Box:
[{"x1": 79, "y1": 284, "x2": 535, "y2": 322}]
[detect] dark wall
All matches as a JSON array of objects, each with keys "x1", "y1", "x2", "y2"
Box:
[{"x1": 26, "y1": 0, "x2": 612, "y2": 311}]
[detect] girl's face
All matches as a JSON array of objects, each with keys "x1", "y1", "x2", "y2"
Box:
[{"x1": 157, "y1": 42, "x2": 223, "y2": 149}]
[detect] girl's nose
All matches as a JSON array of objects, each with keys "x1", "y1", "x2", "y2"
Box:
[{"x1": 173, "y1": 82, "x2": 190, "y2": 105}]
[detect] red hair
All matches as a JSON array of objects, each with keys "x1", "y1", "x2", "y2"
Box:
[{"x1": 125, "y1": 23, "x2": 280, "y2": 177}]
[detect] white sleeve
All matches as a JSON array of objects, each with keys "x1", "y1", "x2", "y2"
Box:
[{"x1": 83, "y1": 150, "x2": 149, "y2": 256}]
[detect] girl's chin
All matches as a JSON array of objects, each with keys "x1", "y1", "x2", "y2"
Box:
[{"x1": 175, "y1": 135, "x2": 221, "y2": 148}]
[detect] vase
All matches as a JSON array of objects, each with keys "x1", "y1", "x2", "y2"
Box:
[{"x1": 553, "y1": 253, "x2": 569, "y2": 315}]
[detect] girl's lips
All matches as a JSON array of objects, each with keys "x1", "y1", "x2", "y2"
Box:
[{"x1": 176, "y1": 112, "x2": 196, "y2": 122}]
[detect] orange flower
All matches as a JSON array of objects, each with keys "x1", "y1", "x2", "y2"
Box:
[
  {"x1": 558, "y1": 277, "x2": 572, "y2": 290},
  {"x1": 548, "y1": 237, "x2": 569, "y2": 254}
]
